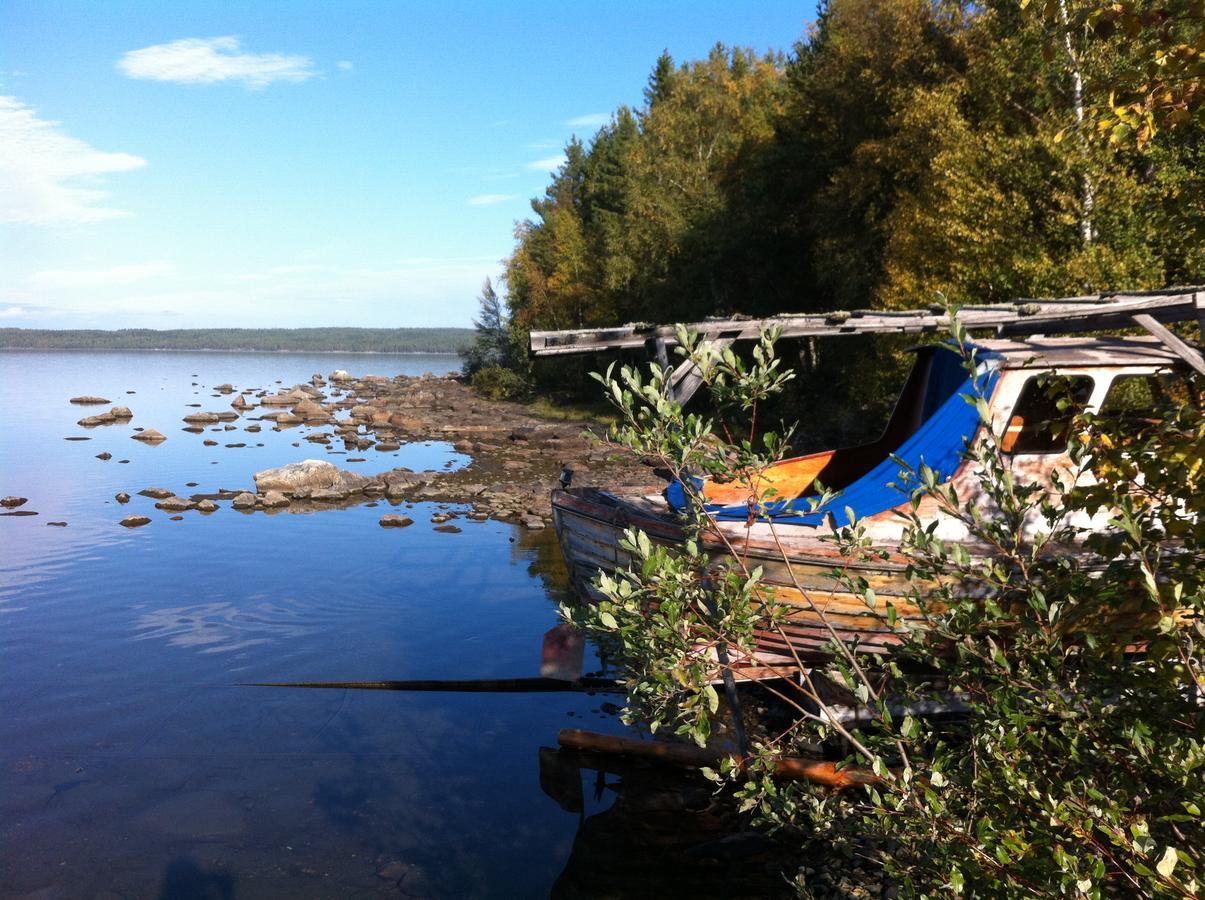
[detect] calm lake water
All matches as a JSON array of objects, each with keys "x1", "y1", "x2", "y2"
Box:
[{"x1": 0, "y1": 351, "x2": 645, "y2": 899}]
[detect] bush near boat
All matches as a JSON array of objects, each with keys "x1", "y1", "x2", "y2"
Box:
[{"x1": 567, "y1": 326, "x2": 1204, "y2": 897}]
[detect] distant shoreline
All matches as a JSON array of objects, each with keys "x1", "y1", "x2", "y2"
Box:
[
  {"x1": 0, "y1": 326, "x2": 472, "y2": 354},
  {"x1": 0, "y1": 347, "x2": 462, "y2": 355}
]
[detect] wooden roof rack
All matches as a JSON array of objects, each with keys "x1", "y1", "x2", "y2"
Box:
[{"x1": 529, "y1": 288, "x2": 1205, "y2": 402}]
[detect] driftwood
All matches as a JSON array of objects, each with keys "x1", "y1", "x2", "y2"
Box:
[{"x1": 557, "y1": 728, "x2": 883, "y2": 790}]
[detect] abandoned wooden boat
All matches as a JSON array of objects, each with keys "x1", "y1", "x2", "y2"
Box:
[{"x1": 532, "y1": 290, "x2": 1205, "y2": 667}]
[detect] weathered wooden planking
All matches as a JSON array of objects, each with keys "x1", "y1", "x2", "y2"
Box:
[{"x1": 531, "y1": 290, "x2": 1204, "y2": 356}]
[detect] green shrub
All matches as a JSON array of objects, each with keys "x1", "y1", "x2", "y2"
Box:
[{"x1": 470, "y1": 364, "x2": 528, "y2": 400}]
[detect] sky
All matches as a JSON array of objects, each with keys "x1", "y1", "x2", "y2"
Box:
[{"x1": 1, "y1": 1, "x2": 814, "y2": 329}]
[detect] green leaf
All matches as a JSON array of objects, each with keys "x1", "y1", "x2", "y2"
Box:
[
  {"x1": 1156, "y1": 846, "x2": 1178, "y2": 878},
  {"x1": 598, "y1": 611, "x2": 618, "y2": 629}
]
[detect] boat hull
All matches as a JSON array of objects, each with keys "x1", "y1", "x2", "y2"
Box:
[{"x1": 551, "y1": 487, "x2": 943, "y2": 665}]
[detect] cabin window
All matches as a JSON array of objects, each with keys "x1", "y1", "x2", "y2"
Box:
[
  {"x1": 1001, "y1": 375, "x2": 1094, "y2": 453},
  {"x1": 1099, "y1": 373, "x2": 1198, "y2": 423}
]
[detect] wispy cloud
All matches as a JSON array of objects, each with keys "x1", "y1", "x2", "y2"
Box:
[
  {"x1": 526, "y1": 154, "x2": 566, "y2": 172},
  {"x1": 118, "y1": 37, "x2": 316, "y2": 88},
  {"x1": 336, "y1": 60, "x2": 353, "y2": 72},
  {"x1": 0, "y1": 96, "x2": 147, "y2": 225},
  {"x1": 566, "y1": 112, "x2": 609, "y2": 128},
  {"x1": 27, "y1": 261, "x2": 172, "y2": 289},
  {"x1": 468, "y1": 193, "x2": 517, "y2": 206}
]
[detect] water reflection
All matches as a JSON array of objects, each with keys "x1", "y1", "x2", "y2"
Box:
[
  {"x1": 542, "y1": 750, "x2": 795, "y2": 899},
  {"x1": 134, "y1": 597, "x2": 316, "y2": 654}
]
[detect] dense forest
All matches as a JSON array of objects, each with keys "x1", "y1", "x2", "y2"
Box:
[
  {"x1": 0, "y1": 327, "x2": 472, "y2": 353},
  {"x1": 470, "y1": 0, "x2": 1203, "y2": 445}
]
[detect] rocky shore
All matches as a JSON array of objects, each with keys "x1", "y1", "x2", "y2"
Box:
[{"x1": 115, "y1": 369, "x2": 659, "y2": 528}]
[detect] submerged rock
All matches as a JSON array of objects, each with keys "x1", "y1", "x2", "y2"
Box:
[
  {"x1": 379, "y1": 514, "x2": 414, "y2": 528},
  {"x1": 260, "y1": 491, "x2": 290, "y2": 508},
  {"x1": 70, "y1": 395, "x2": 110, "y2": 405},
  {"x1": 195, "y1": 499, "x2": 219, "y2": 513},
  {"x1": 1, "y1": 496, "x2": 28, "y2": 508},
  {"x1": 96, "y1": 452, "x2": 112, "y2": 460},
  {"x1": 139, "y1": 488, "x2": 175, "y2": 499},
  {"x1": 115, "y1": 492, "x2": 131, "y2": 503},
  {"x1": 131, "y1": 429, "x2": 166, "y2": 443},
  {"x1": 120, "y1": 515, "x2": 151, "y2": 528},
  {"x1": 154, "y1": 496, "x2": 192, "y2": 512}
]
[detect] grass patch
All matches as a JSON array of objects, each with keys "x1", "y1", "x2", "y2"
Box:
[{"x1": 527, "y1": 395, "x2": 618, "y2": 425}]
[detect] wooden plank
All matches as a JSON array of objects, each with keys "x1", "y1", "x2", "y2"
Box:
[
  {"x1": 1132, "y1": 313, "x2": 1205, "y2": 377},
  {"x1": 528, "y1": 289, "x2": 1204, "y2": 356}
]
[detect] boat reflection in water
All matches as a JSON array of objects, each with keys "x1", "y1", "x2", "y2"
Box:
[{"x1": 540, "y1": 746, "x2": 796, "y2": 899}]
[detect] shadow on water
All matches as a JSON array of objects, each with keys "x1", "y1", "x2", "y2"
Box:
[
  {"x1": 158, "y1": 856, "x2": 237, "y2": 900},
  {"x1": 540, "y1": 749, "x2": 796, "y2": 900}
]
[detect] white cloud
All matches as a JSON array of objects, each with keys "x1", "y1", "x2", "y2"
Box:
[
  {"x1": 118, "y1": 37, "x2": 316, "y2": 88},
  {"x1": 27, "y1": 261, "x2": 172, "y2": 289},
  {"x1": 0, "y1": 305, "x2": 30, "y2": 318},
  {"x1": 527, "y1": 154, "x2": 567, "y2": 172},
  {"x1": 0, "y1": 96, "x2": 147, "y2": 225},
  {"x1": 337, "y1": 60, "x2": 354, "y2": 72},
  {"x1": 565, "y1": 112, "x2": 609, "y2": 128},
  {"x1": 468, "y1": 193, "x2": 517, "y2": 206}
]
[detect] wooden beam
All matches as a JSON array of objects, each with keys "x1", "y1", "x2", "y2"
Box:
[
  {"x1": 669, "y1": 336, "x2": 735, "y2": 405},
  {"x1": 1132, "y1": 313, "x2": 1205, "y2": 377},
  {"x1": 528, "y1": 289, "x2": 1205, "y2": 357}
]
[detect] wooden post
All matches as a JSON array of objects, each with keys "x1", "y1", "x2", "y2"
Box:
[{"x1": 669, "y1": 336, "x2": 735, "y2": 405}]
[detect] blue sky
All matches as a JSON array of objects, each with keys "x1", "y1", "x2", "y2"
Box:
[{"x1": 1, "y1": 1, "x2": 814, "y2": 329}]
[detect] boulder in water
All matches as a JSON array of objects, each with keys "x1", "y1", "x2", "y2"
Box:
[
  {"x1": 131, "y1": 429, "x2": 166, "y2": 443},
  {"x1": 120, "y1": 515, "x2": 151, "y2": 528},
  {"x1": 70, "y1": 396, "x2": 110, "y2": 405},
  {"x1": 253, "y1": 459, "x2": 342, "y2": 493}
]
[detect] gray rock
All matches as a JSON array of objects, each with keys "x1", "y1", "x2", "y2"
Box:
[
  {"x1": 260, "y1": 491, "x2": 290, "y2": 508},
  {"x1": 154, "y1": 496, "x2": 192, "y2": 512},
  {"x1": 195, "y1": 499, "x2": 219, "y2": 513},
  {"x1": 131, "y1": 428, "x2": 166, "y2": 442},
  {"x1": 329, "y1": 369, "x2": 352, "y2": 382},
  {"x1": 115, "y1": 492, "x2": 131, "y2": 503},
  {"x1": 109, "y1": 406, "x2": 133, "y2": 418},
  {"x1": 69, "y1": 395, "x2": 111, "y2": 404},
  {"x1": 96, "y1": 452, "x2": 112, "y2": 460},
  {"x1": 139, "y1": 487, "x2": 175, "y2": 499},
  {"x1": 1, "y1": 496, "x2": 28, "y2": 508},
  {"x1": 120, "y1": 515, "x2": 151, "y2": 528},
  {"x1": 379, "y1": 514, "x2": 414, "y2": 528},
  {"x1": 231, "y1": 492, "x2": 256, "y2": 510}
]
